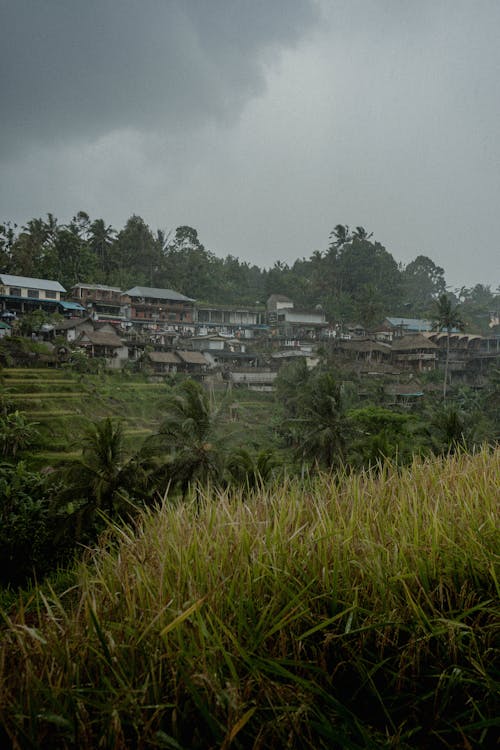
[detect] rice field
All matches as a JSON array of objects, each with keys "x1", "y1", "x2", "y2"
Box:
[{"x1": 0, "y1": 448, "x2": 498, "y2": 748}]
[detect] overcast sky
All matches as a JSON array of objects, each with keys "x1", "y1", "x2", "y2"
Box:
[{"x1": 1, "y1": 0, "x2": 499, "y2": 290}]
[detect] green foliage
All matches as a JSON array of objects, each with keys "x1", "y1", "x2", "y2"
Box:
[
  {"x1": 57, "y1": 417, "x2": 150, "y2": 537},
  {"x1": 225, "y1": 446, "x2": 280, "y2": 489},
  {"x1": 0, "y1": 462, "x2": 68, "y2": 587},
  {"x1": 0, "y1": 409, "x2": 39, "y2": 459},
  {"x1": 347, "y1": 405, "x2": 421, "y2": 468},
  {"x1": 276, "y1": 365, "x2": 349, "y2": 470},
  {"x1": 1, "y1": 212, "x2": 460, "y2": 323},
  {"x1": 402, "y1": 254, "x2": 446, "y2": 315},
  {"x1": 144, "y1": 380, "x2": 228, "y2": 494}
]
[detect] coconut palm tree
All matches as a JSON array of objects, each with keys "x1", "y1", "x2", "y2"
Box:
[
  {"x1": 432, "y1": 294, "x2": 465, "y2": 400},
  {"x1": 144, "y1": 380, "x2": 227, "y2": 496},
  {"x1": 292, "y1": 371, "x2": 349, "y2": 470},
  {"x1": 59, "y1": 417, "x2": 149, "y2": 537},
  {"x1": 226, "y1": 446, "x2": 279, "y2": 490}
]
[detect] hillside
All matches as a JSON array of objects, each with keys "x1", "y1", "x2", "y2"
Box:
[{"x1": 0, "y1": 367, "x2": 277, "y2": 468}]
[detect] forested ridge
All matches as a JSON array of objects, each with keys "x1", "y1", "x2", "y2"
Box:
[{"x1": 1, "y1": 214, "x2": 498, "y2": 331}]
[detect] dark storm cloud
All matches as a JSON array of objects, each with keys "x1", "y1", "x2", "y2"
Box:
[{"x1": 0, "y1": 0, "x2": 318, "y2": 154}]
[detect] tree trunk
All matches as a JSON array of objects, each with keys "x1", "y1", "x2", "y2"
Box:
[{"x1": 443, "y1": 332, "x2": 450, "y2": 400}]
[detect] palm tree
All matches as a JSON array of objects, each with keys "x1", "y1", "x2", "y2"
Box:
[
  {"x1": 432, "y1": 294, "x2": 465, "y2": 400},
  {"x1": 89, "y1": 218, "x2": 117, "y2": 280},
  {"x1": 226, "y1": 447, "x2": 279, "y2": 490},
  {"x1": 60, "y1": 418, "x2": 149, "y2": 536},
  {"x1": 144, "y1": 380, "x2": 226, "y2": 496},
  {"x1": 292, "y1": 371, "x2": 348, "y2": 470}
]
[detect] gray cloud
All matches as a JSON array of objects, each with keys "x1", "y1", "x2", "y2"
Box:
[{"x1": 0, "y1": 0, "x2": 318, "y2": 154}]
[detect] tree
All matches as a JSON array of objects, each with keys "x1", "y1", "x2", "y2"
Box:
[
  {"x1": 290, "y1": 371, "x2": 348, "y2": 470},
  {"x1": 226, "y1": 447, "x2": 279, "y2": 490},
  {"x1": 59, "y1": 418, "x2": 148, "y2": 536},
  {"x1": 144, "y1": 380, "x2": 227, "y2": 495},
  {"x1": 432, "y1": 294, "x2": 465, "y2": 400},
  {"x1": 113, "y1": 215, "x2": 162, "y2": 288},
  {"x1": 402, "y1": 255, "x2": 446, "y2": 314},
  {"x1": 346, "y1": 406, "x2": 420, "y2": 469},
  {"x1": 89, "y1": 218, "x2": 117, "y2": 281}
]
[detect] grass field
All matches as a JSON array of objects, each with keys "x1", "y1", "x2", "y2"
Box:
[{"x1": 0, "y1": 447, "x2": 498, "y2": 748}]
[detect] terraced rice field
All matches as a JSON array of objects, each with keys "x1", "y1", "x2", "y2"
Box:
[
  {"x1": 0, "y1": 367, "x2": 171, "y2": 466},
  {"x1": 0, "y1": 368, "x2": 277, "y2": 467}
]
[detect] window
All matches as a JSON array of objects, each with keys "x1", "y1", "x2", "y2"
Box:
[
  {"x1": 9, "y1": 287, "x2": 21, "y2": 296},
  {"x1": 29, "y1": 289, "x2": 39, "y2": 299},
  {"x1": 45, "y1": 290, "x2": 57, "y2": 299}
]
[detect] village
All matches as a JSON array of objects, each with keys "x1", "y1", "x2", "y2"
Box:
[{"x1": 1, "y1": 272, "x2": 499, "y2": 400}]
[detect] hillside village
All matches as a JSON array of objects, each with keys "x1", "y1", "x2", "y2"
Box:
[{"x1": 1, "y1": 272, "x2": 499, "y2": 397}]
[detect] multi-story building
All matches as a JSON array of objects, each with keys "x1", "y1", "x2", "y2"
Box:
[
  {"x1": 71, "y1": 284, "x2": 129, "y2": 322},
  {"x1": 195, "y1": 303, "x2": 266, "y2": 337},
  {"x1": 0, "y1": 273, "x2": 67, "y2": 315},
  {"x1": 0, "y1": 273, "x2": 84, "y2": 318},
  {"x1": 125, "y1": 286, "x2": 195, "y2": 328}
]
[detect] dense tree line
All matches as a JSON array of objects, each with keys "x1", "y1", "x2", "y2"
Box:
[{"x1": 2, "y1": 214, "x2": 498, "y2": 329}]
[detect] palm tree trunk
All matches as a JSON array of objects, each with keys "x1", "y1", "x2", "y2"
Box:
[{"x1": 443, "y1": 332, "x2": 450, "y2": 400}]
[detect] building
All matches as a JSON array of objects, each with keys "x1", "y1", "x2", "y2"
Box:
[
  {"x1": 195, "y1": 303, "x2": 266, "y2": 337},
  {"x1": 274, "y1": 307, "x2": 328, "y2": 341},
  {"x1": 76, "y1": 329, "x2": 128, "y2": 369},
  {"x1": 125, "y1": 286, "x2": 195, "y2": 328},
  {"x1": 391, "y1": 334, "x2": 438, "y2": 372},
  {"x1": 384, "y1": 317, "x2": 434, "y2": 336},
  {"x1": 0, "y1": 273, "x2": 66, "y2": 315},
  {"x1": 71, "y1": 284, "x2": 128, "y2": 322}
]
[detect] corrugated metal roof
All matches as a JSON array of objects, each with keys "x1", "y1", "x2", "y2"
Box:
[
  {"x1": 72, "y1": 283, "x2": 123, "y2": 292},
  {"x1": 59, "y1": 300, "x2": 86, "y2": 311},
  {"x1": 386, "y1": 317, "x2": 432, "y2": 331},
  {"x1": 0, "y1": 273, "x2": 66, "y2": 292},
  {"x1": 125, "y1": 286, "x2": 195, "y2": 302}
]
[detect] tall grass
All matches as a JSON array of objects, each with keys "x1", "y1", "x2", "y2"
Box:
[{"x1": 1, "y1": 448, "x2": 499, "y2": 748}]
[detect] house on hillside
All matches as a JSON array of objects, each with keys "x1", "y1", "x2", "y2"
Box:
[
  {"x1": 384, "y1": 317, "x2": 433, "y2": 337},
  {"x1": 195, "y1": 303, "x2": 266, "y2": 338},
  {"x1": 125, "y1": 286, "x2": 195, "y2": 329},
  {"x1": 335, "y1": 339, "x2": 392, "y2": 364},
  {"x1": 146, "y1": 351, "x2": 180, "y2": 375},
  {"x1": 53, "y1": 317, "x2": 95, "y2": 342},
  {"x1": 76, "y1": 330, "x2": 128, "y2": 369},
  {"x1": 0, "y1": 273, "x2": 66, "y2": 315},
  {"x1": 391, "y1": 334, "x2": 438, "y2": 372},
  {"x1": 175, "y1": 350, "x2": 208, "y2": 375},
  {"x1": 384, "y1": 382, "x2": 425, "y2": 406},
  {"x1": 71, "y1": 283, "x2": 128, "y2": 322}
]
